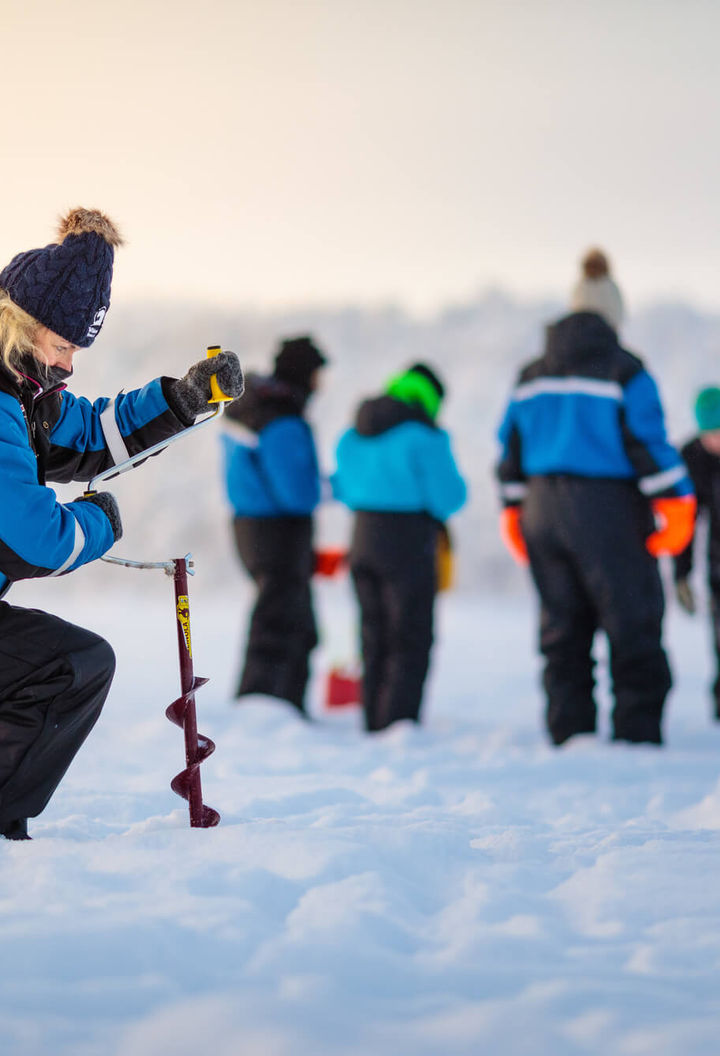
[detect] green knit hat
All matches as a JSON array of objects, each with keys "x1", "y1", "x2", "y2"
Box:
[
  {"x1": 695, "y1": 387, "x2": 720, "y2": 432},
  {"x1": 385, "y1": 362, "x2": 445, "y2": 420}
]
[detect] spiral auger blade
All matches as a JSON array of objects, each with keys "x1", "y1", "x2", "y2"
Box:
[
  {"x1": 166, "y1": 676, "x2": 220, "y2": 827},
  {"x1": 168, "y1": 558, "x2": 220, "y2": 828}
]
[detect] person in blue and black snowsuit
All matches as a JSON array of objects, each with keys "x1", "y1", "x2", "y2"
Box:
[
  {"x1": 496, "y1": 248, "x2": 695, "y2": 747},
  {"x1": 673, "y1": 387, "x2": 720, "y2": 719},
  {"x1": 221, "y1": 336, "x2": 327, "y2": 714},
  {"x1": 333, "y1": 363, "x2": 467, "y2": 732},
  {"x1": 0, "y1": 208, "x2": 244, "y2": 839}
]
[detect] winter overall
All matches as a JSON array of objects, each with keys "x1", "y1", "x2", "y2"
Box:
[
  {"x1": 351, "y1": 512, "x2": 437, "y2": 731},
  {"x1": 523, "y1": 477, "x2": 670, "y2": 744},
  {"x1": 675, "y1": 437, "x2": 720, "y2": 715},
  {"x1": 333, "y1": 383, "x2": 467, "y2": 732},
  {"x1": 221, "y1": 371, "x2": 322, "y2": 714},
  {"x1": 233, "y1": 514, "x2": 318, "y2": 710},
  {"x1": 497, "y1": 311, "x2": 692, "y2": 745}
]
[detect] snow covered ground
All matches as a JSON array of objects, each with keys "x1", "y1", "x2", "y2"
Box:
[{"x1": 3, "y1": 566, "x2": 720, "y2": 1056}]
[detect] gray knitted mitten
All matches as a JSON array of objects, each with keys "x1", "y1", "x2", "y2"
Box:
[
  {"x1": 166, "y1": 351, "x2": 244, "y2": 424},
  {"x1": 75, "y1": 491, "x2": 123, "y2": 542}
]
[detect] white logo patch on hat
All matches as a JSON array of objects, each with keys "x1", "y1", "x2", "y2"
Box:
[{"x1": 86, "y1": 306, "x2": 107, "y2": 339}]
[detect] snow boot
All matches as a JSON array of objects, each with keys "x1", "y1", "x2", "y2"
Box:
[{"x1": 1, "y1": 818, "x2": 30, "y2": 840}]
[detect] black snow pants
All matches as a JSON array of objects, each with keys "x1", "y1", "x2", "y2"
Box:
[
  {"x1": 233, "y1": 515, "x2": 318, "y2": 713},
  {"x1": 350, "y1": 512, "x2": 437, "y2": 732},
  {"x1": 522, "y1": 477, "x2": 671, "y2": 746},
  {"x1": 707, "y1": 569, "x2": 720, "y2": 717},
  {"x1": 0, "y1": 602, "x2": 115, "y2": 834}
]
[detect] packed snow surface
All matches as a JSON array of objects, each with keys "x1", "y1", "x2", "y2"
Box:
[{"x1": 3, "y1": 570, "x2": 720, "y2": 1056}]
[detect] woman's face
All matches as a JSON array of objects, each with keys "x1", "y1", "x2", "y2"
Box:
[{"x1": 33, "y1": 327, "x2": 78, "y2": 373}]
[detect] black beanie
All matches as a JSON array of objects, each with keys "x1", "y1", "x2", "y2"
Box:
[
  {"x1": 273, "y1": 335, "x2": 328, "y2": 387},
  {"x1": 408, "y1": 362, "x2": 445, "y2": 399}
]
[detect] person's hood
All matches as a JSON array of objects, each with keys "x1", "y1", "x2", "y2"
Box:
[
  {"x1": 225, "y1": 371, "x2": 308, "y2": 432},
  {"x1": 542, "y1": 311, "x2": 621, "y2": 374},
  {"x1": 354, "y1": 394, "x2": 434, "y2": 437}
]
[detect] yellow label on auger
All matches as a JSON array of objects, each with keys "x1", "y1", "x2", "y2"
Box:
[{"x1": 177, "y1": 595, "x2": 192, "y2": 657}]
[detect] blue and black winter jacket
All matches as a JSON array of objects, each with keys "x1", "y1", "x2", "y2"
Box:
[
  {"x1": 496, "y1": 312, "x2": 693, "y2": 507},
  {"x1": 333, "y1": 395, "x2": 467, "y2": 521},
  {"x1": 221, "y1": 373, "x2": 321, "y2": 518},
  {"x1": 0, "y1": 360, "x2": 188, "y2": 595}
]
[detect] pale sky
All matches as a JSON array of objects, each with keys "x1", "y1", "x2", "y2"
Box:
[{"x1": 3, "y1": 0, "x2": 720, "y2": 314}]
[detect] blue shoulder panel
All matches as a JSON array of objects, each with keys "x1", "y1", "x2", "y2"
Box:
[{"x1": 333, "y1": 421, "x2": 467, "y2": 520}]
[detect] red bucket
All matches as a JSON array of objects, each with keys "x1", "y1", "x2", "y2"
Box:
[
  {"x1": 314, "y1": 547, "x2": 348, "y2": 578},
  {"x1": 325, "y1": 667, "x2": 362, "y2": 708}
]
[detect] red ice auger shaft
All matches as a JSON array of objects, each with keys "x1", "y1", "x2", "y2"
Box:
[
  {"x1": 165, "y1": 556, "x2": 220, "y2": 828},
  {"x1": 93, "y1": 346, "x2": 234, "y2": 828}
]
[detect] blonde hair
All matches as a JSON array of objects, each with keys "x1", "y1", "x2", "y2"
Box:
[{"x1": 0, "y1": 289, "x2": 40, "y2": 378}]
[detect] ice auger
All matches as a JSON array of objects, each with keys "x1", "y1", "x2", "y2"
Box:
[{"x1": 86, "y1": 346, "x2": 233, "y2": 828}]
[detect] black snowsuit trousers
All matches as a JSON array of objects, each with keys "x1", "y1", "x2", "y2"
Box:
[
  {"x1": 350, "y1": 512, "x2": 437, "y2": 732},
  {"x1": 0, "y1": 603, "x2": 115, "y2": 833},
  {"x1": 233, "y1": 515, "x2": 318, "y2": 712},
  {"x1": 706, "y1": 571, "x2": 720, "y2": 714},
  {"x1": 522, "y1": 477, "x2": 671, "y2": 745}
]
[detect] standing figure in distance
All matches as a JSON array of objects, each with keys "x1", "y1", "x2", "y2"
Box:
[
  {"x1": 222, "y1": 335, "x2": 328, "y2": 716},
  {"x1": 674, "y1": 386, "x2": 720, "y2": 719},
  {"x1": 333, "y1": 363, "x2": 467, "y2": 732},
  {"x1": 0, "y1": 207, "x2": 244, "y2": 839},
  {"x1": 496, "y1": 248, "x2": 695, "y2": 747}
]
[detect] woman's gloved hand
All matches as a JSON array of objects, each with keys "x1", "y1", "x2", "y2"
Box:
[
  {"x1": 74, "y1": 491, "x2": 123, "y2": 541},
  {"x1": 166, "y1": 351, "x2": 244, "y2": 424}
]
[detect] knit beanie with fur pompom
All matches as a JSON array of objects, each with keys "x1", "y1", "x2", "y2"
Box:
[
  {"x1": 569, "y1": 247, "x2": 624, "y2": 332},
  {"x1": 0, "y1": 208, "x2": 123, "y2": 347}
]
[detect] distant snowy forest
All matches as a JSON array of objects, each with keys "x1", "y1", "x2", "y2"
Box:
[{"x1": 62, "y1": 291, "x2": 720, "y2": 595}]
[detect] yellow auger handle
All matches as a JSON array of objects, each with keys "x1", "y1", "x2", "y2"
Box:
[{"x1": 206, "y1": 344, "x2": 234, "y2": 404}]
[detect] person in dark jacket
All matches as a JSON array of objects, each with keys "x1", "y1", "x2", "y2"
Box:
[
  {"x1": 674, "y1": 387, "x2": 720, "y2": 718},
  {"x1": 222, "y1": 335, "x2": 327, "y2": 714},
  {"x1": 333, "y1": 363, "x2": 467, "y2": 732},
  {"x1": 0, "y1": 207, "x2": 244, "y2": 839},
  {"x1": 496, "y1": 248, "x2": 695, "y2": 747}
]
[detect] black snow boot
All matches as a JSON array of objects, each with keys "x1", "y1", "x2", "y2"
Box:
[
  {"x1": 612, "y1": 717, "x2": 662, "y2": 746},
  {"x1": 2, "y1": 818, "x2": 30, "y2": 841}
]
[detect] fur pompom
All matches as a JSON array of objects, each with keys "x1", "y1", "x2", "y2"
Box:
[
  {"x1": 581, "y1": 248, "x2": 610, "y2": 280},
  {"x1": 57, "y1": 208, "x2": 124, "y2": 248}
]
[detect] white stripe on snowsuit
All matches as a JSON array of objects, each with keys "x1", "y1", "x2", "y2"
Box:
[
  {"x1": 49, "y1": 516, "x2": 86, "y2": 576},
  {"x1": 501, "y1": 482, "x2": 528, "y2": 501},
  {"x1": 99, "y1": 400, "x2": 130, "y2": 465},
  {"x1": 638, "y1": 464, "x2": 689, "y2": 496},
  {"x1": 513, "y1": 377, "x2": 623, "y2": 403}
]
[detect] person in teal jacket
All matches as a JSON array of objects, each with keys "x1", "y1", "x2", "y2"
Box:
[{"x1": 333, "y1": 363, "x2": 467, "y2": 731}]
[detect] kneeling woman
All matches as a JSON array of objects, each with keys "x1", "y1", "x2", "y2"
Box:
[{"x1": 0, "y1": 208, "x2": 243, "y2": 839}]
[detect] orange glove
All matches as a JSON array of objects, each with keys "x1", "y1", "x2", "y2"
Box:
[
  {"x1": 646, "y1": 495, "x2": 697, "y2": 557},
  {"x1": 500, "y1": 506, "x2": 529, "y2": 566}
]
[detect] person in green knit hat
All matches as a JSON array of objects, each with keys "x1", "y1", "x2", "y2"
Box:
[
  {"x1": 675, "y1": 386, "x2": 720, "y2": 718},
  {"x1": 332, "y1": 362, "x2": 467, "y2": 731}
]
